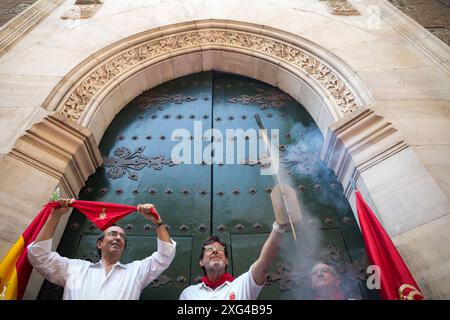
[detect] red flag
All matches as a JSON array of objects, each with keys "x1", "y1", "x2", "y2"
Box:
[
  {"x1": 0, "y1": 200, "x2": 159, "y2": 299},
  {"x1": 355, "y1": 190, "x2": 424, "y2": 300},
  {"x1": 0, "y1": 202, "x2": 58, "y2": 299},
  {"x1": 71, "y1": 200, "x2": 136, "y2": 231},
  {"x1": 71, "y1": 200, "x2": 160, "y2": 231}
]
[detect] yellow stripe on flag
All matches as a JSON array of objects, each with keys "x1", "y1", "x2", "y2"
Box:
[{"x1": 0, "y1": 237, "x2": 24, "y2": 300}]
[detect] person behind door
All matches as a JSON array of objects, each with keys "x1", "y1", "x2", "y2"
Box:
[
  {"x1": 310, "y1": 262, "x2": 345, "y2": 300},
  {"x1": 179, "y1": 221, "x2": 289, "y2": 300},
  {"x1": 27, "y1": 199, "x2": 176, "y2": 300}
]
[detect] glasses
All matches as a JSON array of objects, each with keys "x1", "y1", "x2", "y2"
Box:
[
  {"x1": 312, "y1": 267, "x2": 336, "y2": 277},
  {"x1": 105, "y1": 230, "x2": 127, "y2": 240},
  {"x1": 204, "y1": 245, "x2": 225, "y2": 252}
]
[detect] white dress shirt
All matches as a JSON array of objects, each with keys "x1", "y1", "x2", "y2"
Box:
[
  {"x1": 27, "y1": 238, "x2": 176, "y2": 300},
  {"x1": 179, "y1": 265, "x2": 264, "y2": 300}
]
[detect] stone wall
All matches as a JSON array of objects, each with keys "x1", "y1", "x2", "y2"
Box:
[{"x1": 0, "y1": 0, "x2": 449, "y2": 299}]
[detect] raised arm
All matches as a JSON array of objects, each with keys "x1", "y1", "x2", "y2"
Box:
[
  {"x1": 28, "y1": 198, "x2": 74, "y2": 287},
  {"x1": 251, "y1": 222, "x2": 288, "y2": 286},
  {"x1": 137, "y1": 203, "x2": 171, "y2": 243},
  {"x1": 136, "y1": 203, "x2": 176, "y2": 288},
  {"x1": 34, "y1": 198, "x2": 74, "y2": 243}
]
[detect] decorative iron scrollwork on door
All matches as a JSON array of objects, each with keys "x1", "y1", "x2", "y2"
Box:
[
  {"x1": 135, "y1": 91, "x2": 198, "y2": 110},
  {"x1": 266, "y1": 263, "x2": 305, "y2": 292},
  {"x1": 149, "y1": 275, "x2": 171, "y2": 288},
  {"x1": 226, "y1": 88, "x2": 292, "y2": 110},
  {"x1": 104, "y1": 146, "x2": 177, "y2": 180}
]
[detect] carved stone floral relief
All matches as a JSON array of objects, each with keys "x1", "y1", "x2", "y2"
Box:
[
  {"x1": 61, "y1": 0, "x2": 102, "y2": 20},
  {"x1": 60, "y1": 29, "x2": 360, "y2": 121}
]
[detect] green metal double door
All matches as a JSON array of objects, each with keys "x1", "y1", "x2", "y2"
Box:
[{"x1": 39, "y1": 72, "x2": 374, "y2": 300}]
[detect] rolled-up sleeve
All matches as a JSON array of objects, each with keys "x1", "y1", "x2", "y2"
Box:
[
  {"x1": 27, "y1": 239, "x2": 69, "y2": 287},
  {"x1": 137, "y1": 238, "x2": 176, "y2": 288}
]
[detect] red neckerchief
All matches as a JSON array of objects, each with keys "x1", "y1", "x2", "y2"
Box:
[{"x1": 202, "y1": 273, "x2": 235, "y2": 290}]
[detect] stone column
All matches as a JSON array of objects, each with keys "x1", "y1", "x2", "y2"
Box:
[
  {"x1": 0, "y1": 111, "x2": 102, "y2": 298},
  {"x1": 321, "y1": 107, "x2": 450, "y2": 298}
]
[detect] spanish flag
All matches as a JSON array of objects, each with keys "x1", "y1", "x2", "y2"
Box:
[
  {"x1": 0, "y1": 200, "x2": 159, "y2": 300},
  {"x1": 0, "y1": 202, "x2": 58, "y2": 300},
  {"x1": 356, "y1": 190, "x2": 424, "y2": 300}
]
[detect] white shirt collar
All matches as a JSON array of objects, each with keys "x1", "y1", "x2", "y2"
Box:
[
  {"x1": 89, "y1": 259, "x2": 127, "y2": 269},
  {"x1": 199, "y1": 280, "x2": 232, "y2": 291}
]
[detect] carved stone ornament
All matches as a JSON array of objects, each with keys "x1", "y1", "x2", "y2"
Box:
[
  {"x1": 321, "y1": 0, "x2": 360, "y2": 16},
  {"x1": 61, "y1": 0, "x2": 102, "y2": 20},
  {"x1": 60, "y1": 29, "x2": 359, "y2": 121},
  {"x1": 75, "y1": 0, "x2": 102, "y2": 4}
]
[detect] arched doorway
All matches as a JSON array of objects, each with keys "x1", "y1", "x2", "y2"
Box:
[{"x1": 38, "y1": 71, "x2": 376, "y2": 300}]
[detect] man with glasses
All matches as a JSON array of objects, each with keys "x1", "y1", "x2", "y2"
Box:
[
  {"x1": 310, "y1": 262, "x2": 345, "y2": 300},
  {"x1": 179, "y1": 220, "x2": 289, "y2": 300},
  {"x1": 27, "y1": 199, "x2": 176, "y2": 299}
]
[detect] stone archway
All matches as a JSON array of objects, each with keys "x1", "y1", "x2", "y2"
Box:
[
  {"x1": 39, "y1": 19, "x2": 419, "y2": 240},
  {"x1": 1, "y1": 19, "x2": 447, "y2": 299},
  {"x1": 42, "y1": 20, "x2": 373, "y2": 134}
]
